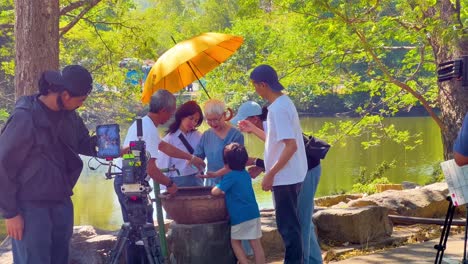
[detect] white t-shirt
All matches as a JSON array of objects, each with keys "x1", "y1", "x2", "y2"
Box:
[
  {"x1": 117, "y1": 115, "x2": 161, "y2": 168},
  {"x1": 157, "y1": 129, "x2": 202, "y2": 177},
  {"x1": 265, "y1": 95, "x2": 307, "y2": 186}
]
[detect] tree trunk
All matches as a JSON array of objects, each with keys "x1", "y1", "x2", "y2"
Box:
[
  {"x1": 15, "y1": 0, "x2": 59, "y2": 99},
  {"x1": 429, "y1": 0, "x2": 468, "y2": 160}
]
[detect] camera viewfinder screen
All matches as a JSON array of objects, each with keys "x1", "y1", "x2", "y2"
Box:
[{"x1": 96, "y1": 124, "x2": 120, "y2": 159}]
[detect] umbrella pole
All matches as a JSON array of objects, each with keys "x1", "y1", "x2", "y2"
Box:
[
  {"x1": 153, "y1": 182, "x2": 169, "y2": 262},
  {"x1": 171, "y1": 36, "x2": 211, "y2": 99},
  {"x1": 195, "y1": 77, "x2": 211, "y2": 99}
]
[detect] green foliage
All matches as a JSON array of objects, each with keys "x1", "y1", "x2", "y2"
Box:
[
  {"x1": 351, "y1": 177, "x2": 391, "y2": 195},
  {"x1": 355, "y1": 160, "x2": 397, "y2": 185},
  {"x1": 0, "y1": 108, "x2": 9, "y2": 125},
  {"x1": 351, "y1": 160, "x2": 395, "y2": 194},
  {"x1": 424, "y1": 161, "x2": 445, "y2": 185},
  {"x1": 2, "y1": 0, "x2": 465, "y2": 158},
  {"x1": 314, "y1": 114, "x2": 423, "y2": 152}
]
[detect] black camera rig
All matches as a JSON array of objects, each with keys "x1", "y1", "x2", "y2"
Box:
[
  {"x1": 437, "y1": 55, "x2": 468, "y2": 88},
  {"x1": 120, "y1": 138, "x2": 151, "y2": 197},
  {"x1": 93, "y1": 118, "x2": 180, "y2": 263},
  {"x1": 106, "y1": 118, "x2": 163, "y2": 264}
]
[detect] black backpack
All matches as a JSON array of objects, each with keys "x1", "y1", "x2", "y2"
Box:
[{"x1": 303, "y1": 133, "x2": 331, "y2": 170}]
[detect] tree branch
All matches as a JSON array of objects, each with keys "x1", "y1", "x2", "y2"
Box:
[
  {"x1": 59, "y1": 0, "x2": 102, "y2": 37},
  {"x1": 354, "y1": 28, "x2": 444, "y2": 131},
  {"x1": 60, "y1": 1, "x2": 87, "y2": 16},
  {"x1": 405, "y1": 44, "x2": 425, "y2": 82},
  {"x1": 319, "y1": 1, "x2": 445, "y2": 132},
  {"x1": 81, "y1": 17, "x2": 139, "y2": 30},
  {"x1": 91, "y1": 22, "x2": 113, "y2": 64},
  {"x1": 455, "y1": 0, "x2": 463, "y2": 28},
  {"x1": 381, "y1": 46, "x2": 417, "y2": 50}
]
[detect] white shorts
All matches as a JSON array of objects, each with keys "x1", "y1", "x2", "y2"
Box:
[{"x1": 231, "y1": 217, "x2": 262, "y2": 240}]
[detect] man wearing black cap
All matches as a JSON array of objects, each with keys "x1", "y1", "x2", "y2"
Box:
[
  {"x1": 0, "y1": 65, "x2": 97, "y2": 264},
  {"x1": 240, "y1": 64, "x2": 307, "y2": 263}
]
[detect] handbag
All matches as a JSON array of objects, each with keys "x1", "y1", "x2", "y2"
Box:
[{"x1": 303, "y1": 133, "x2": 331, "y2": 169}]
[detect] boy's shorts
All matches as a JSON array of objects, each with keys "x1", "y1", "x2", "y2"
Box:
[{"x1": 231, "y1": 217, "x2": 262, "y2": 240}]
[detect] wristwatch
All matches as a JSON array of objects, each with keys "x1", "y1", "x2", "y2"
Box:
[{"x1": 166, "y1": 179, "x2": 174, "y2": 188}]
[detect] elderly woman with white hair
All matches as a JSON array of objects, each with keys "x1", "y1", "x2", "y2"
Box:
[{"x1": 194, "y1": 99, "x2": 244, "y2": 186}]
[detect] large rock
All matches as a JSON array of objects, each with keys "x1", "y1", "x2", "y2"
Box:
[
  {"x1": 314, "y1": 206, "x2": 392, "y2": 244},
  {"x1": 69, "y1": 226, "x2": 118, "y2": 264},
  {"x1": 0, "y1": 226, "x2": 117, "y2": 264},
  {"x1": 315, "y1": 194, "x2": 363, "y2": 207},
  {"x1": 346, "y1": 182, "x2": 455, "y2": 217}
]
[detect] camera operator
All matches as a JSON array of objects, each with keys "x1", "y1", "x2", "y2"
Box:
[
  {"x1": 454, "y1": 113, "x2": 468, "y2": 166},
  {"x1": 114, "y1": 89, "x2": 205, "y2": 263},
  {"x1": 0, "y1": 65, "x2": 97, "y2": 264}
]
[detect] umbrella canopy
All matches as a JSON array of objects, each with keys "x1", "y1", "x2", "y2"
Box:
[{"x1": 141, "y1": 32, "x2": 244, "y2": 103}]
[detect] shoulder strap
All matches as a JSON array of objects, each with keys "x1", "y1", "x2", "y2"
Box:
[{"x1": 178, "y1": 133, "x2": 194, "y2": 154}]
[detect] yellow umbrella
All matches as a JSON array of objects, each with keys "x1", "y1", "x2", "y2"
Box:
[{"x1": 141, "y1": 32, "x2": 244, "y2": 103}]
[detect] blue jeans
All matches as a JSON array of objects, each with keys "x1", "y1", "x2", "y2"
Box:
[
  {"x1": 298, "y1": 165, "x2": 322, "y2": 264},
  {"x1": 114, "y1": 176, "x2": 154, "y2": 264},
  {"x1": 273, "y1": 183, "x2": 303, "y2": 264},
  {"x1": 12, "y1": 199, "x2": 74, "y2": 264}
]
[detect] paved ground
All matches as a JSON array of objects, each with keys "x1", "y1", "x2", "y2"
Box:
[{"x1": 331, "y1": 233, "x2": 467, "y2": 264}]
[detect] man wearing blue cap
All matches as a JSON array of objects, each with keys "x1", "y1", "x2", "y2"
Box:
[
  {"x1": 0, "y1": 65, "x2": 98, "y2": 264},
  {"x1": 240, "y1": 64, "x2": 307, "y2": 263}
]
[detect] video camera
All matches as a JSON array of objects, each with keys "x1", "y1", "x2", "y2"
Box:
[
  {"x1": 95, "y1": 118, "x2": 151, "y2": 196},
  {"x1": 95, "y1": 117, "x2": 180, "y2": 191},
  {"x1": 120, "y1": 118, "x2": 152, "y2": 197}
]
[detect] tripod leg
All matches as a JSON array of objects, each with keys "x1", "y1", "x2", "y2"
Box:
[
  {"x1": 142, "y1": 236, "x2": 157, "y2": 264},
  {"x1": 140, "y1": 224, "x2": 164, "y2": 264},
  {"x1": 108, "y1": 223, "x2": 131, "y2": 264},
  {"x1": 434, "y1": 198, "x2": 456, "y2": 264},
  {"x1": 463, "y1": 205, "x2": 468, "y2": 264}
]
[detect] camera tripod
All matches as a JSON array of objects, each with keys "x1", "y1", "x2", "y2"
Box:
[
  {"x1": 434, "y1": 196, "x2": 468, "y2": 264},
  {"x1": 107, "y1": 193, "x2": 164, "y2": 264}
]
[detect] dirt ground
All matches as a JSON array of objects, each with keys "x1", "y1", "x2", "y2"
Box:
[{"x1": 260, "y1": 224, "x2": 465, "y2": 264}]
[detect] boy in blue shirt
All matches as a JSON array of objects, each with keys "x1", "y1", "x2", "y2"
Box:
[{"x1": 211, "y1": 143, "x2": 265, "y2": 264}]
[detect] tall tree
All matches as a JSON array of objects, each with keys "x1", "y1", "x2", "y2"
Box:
[
  {"x1": 14, "y1": 1, "x2": 59, "y2": 98},
  {"x1": 0, "y1": 0, "x2": 15, "y2": 110},
  {"x1": 318, "y1": 0, "x2": 467, "y2": 159},
  {"x1": 266, "y1": 0, "x2": 467, "y2": 159},
  {"x1": 14, "y1": 0, "x2": 101, "y2": 99}
]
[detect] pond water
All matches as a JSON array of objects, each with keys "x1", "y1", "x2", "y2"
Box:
[{"x1": 0, "y1": 116, "x2": 444, "y2": 240}]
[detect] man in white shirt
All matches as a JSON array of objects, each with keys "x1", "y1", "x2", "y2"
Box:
[
  {"x1": 114, "y1": 89, "x2": 205, "y2": 264},
  {"x1": 240, "y1": 65, "x2": 307, "y2": 263}
]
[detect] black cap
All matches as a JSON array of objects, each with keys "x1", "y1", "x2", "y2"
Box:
[
  {"x1": 42, "y1": 70, "x2": 67, "y2": 87},
  {"x1": 250, "y1": 64, "x2": 284, "y2": 91},
  {"x1": 38, "y1": 70, "x2": 68, "y2": 95},
  {"x1": 62, "y1": 65, "x2": 93, "y2": 96}
]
